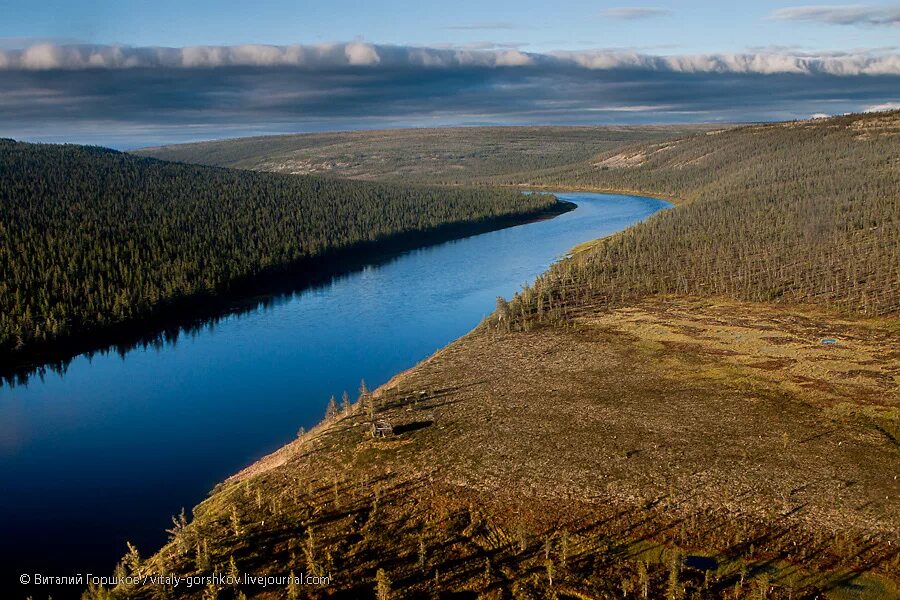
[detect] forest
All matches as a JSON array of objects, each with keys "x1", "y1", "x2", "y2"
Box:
[
  {"x1": 498, "y1": 111, "x2": 900, "y2": 326},
  {"x1": 0, "y1": 140, "x2": 557, "y2": 359}
]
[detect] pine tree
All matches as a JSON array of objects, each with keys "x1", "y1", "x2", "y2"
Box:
[
  {"x1": 638, "y1": 560, "x2": 649, "y2": 599},
  {"x1": 376, "y1": 568, "x2": 392, "y2": 600},
  {"x1": 166, "y1": 508, "x2": 188, "y2": 541},
  {"x1": 304, "y1": 526, "x2": 317, "y2": 576},
  {"x1": 230, "y1": 505, "x2": 242, "y2": 537},
  {"x1": 227, "y1": 556, "x2": 240, "y2": 582},
  {"x1": 287, "y1": 570, "x2": 301, "y2": 600},
  {"x1": 122, "y1": 541, "x2": 141, "y2": 576},
  {"x1": 667, "y1": 551, "x2": 681, "y2": 600},
  {"x1": 325, "y1": 395, "x2": 339, "y2": 420}
]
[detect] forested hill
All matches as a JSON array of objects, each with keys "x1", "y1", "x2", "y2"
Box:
[
  {"x1": 505, "y1": 111, "x2": 900, "y2": 324},
  {"x1": 0, "y1": 140, "x2": 559, "y2": 360}
]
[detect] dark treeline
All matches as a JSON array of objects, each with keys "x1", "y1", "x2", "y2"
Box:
[
  {"x1": 499, "y1": 111, "x2": 900, "y2": 326},
  {"x1": 0, "y1": 140, "x2": 557, "y2": 359}
]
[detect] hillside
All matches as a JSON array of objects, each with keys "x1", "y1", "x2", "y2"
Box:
[
  {"x1": 93, "y1": 114, "x2": 899, "y2": 600},
  {"x1": 511, "y1": 112, "x2": 900, "y2": 319},
  {"x1": 133, "y1": 125, "x2": 714, "y2": 185},
  {"x1": 0, "y1": 140, "x2": 562, "y2": 370}
]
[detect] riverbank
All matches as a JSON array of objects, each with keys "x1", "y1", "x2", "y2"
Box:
[
  {"x1": 1, "y1": 199, "x2": 574, "y2": 386},
  {"x1": 510, "y1": 183, "x2": 688, "y2": 206}
]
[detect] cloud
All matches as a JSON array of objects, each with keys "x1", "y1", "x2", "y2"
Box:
[
  {"x1": 864, "y1": 101, "x2": 900, "y2": 111},
  {"x1": 771, "y1": 5, "x2": 900, "y2": 26},
  {"x1": 599, "y1": 7, "x2": 672, "y2": 19},
  {"x1": 1, "y1": 42, "x2": 898, "y2": 147},
  {"x1": 550, "y1": 49, "x2": 900, "y2": 75},
  {"x1": 0, "y1": 43, "x2": 898, "y2": 75}
]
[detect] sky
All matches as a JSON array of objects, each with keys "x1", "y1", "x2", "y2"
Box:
[{"x1": 0, "y1": 0, "x2": 898, "y2": 147}]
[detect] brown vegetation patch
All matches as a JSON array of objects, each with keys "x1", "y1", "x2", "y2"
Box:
[{"x1": 116, "y1": 297, "x2": 899, "y2": 599}]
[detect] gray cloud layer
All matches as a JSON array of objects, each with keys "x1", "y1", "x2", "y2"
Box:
[
  {"x1": 771, "y1": 5, "x2": 900, "y2": 26},
  {"x1": 0, "y1": 43, "x2": 897, "y2": 147},
  {"x1": 0, "y1": 43, "x2": 898, "y2": 75}
]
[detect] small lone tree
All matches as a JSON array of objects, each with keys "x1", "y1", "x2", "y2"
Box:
[
  {"x1": 305, "y1": 526, "x2": 317, "y2": 575},
  {"x1": 417, "y1": 535, "x2": 427, "y2": 572},
  {"x1": 195, "y1": 539, "x2": 211, "y2": 572},
  {"x1": 341, "y1": 390, "x2": 351, "y2": 413},
  {"x1": 227, "y1": 555, "x2": 240, "y2": 582},
  {"x1": 495, "y1": 296, "x2": 511, "y2": 330},
  {"x1": 325, "y1": 395, "x2": 339, "y2": 420},
  {"x1": 122, "y1": 541, "x2": 142, "y2": 576},
  {"x1": 287, "y1": 570, "x2": 301, "y2": 600},
  {"x1": 230, "y1": 505, "x2": 242, "y2": 537},
  {"x1": 667, "y1": 551, "x2": 681, "y2": 600},
  {"x1": 202, "y1": 580, "x2": 219, "y2": 600},
  {"x1": 166, "y1": 508, "x2": 188, "y2": 541},
  {"x1": 376, "y1": 568, "x2": 392, "y2": 600},
  {"x1": 360, "y1": 379, "x2": 376, "y2": 420},
  {"x1": 638, "y1": 560, "x2": 649, "y2": 599}
]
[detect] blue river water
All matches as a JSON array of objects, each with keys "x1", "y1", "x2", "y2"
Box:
[{"x1": 0, "y1": 192, "x2": 669, "y2": 594}]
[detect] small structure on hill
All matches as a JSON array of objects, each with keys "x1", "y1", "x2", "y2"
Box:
[{"x1": 371, "y1": 419, "x2": 394, "y2": 438}]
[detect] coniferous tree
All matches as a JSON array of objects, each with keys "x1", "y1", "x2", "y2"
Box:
[
  {"x1": 376, "y1": 568, "x2": 392, "y2": 600},
  {"x1": 325, "y1": 395, "x2": 339, "y2": 421}
]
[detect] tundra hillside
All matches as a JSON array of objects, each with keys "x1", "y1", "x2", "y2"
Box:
[
  {"x1": 100, "y1": 113, "x2": 898, "y2": 600},
  {"x1": 0, "y1": 141, "x2": 561, "y2": 366},
  {"x1": 134, "y1": 125, "x2": 713, "y2": 184}
]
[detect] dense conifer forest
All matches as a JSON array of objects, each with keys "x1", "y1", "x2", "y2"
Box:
[
  {"x1": 500, "y1": 112, "x2": 900, "y2": 324},
  {"x1": 0, "y1": 140, "x2": 556, "y2": 358}
]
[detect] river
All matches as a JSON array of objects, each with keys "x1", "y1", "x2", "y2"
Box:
[{"x1": 0, "y1": 192, "x2": 669, "y2": 595}]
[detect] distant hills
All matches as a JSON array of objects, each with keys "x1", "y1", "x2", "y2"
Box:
[{"x1": 133, "y1": 125, "x2": 714, "y2": 184}]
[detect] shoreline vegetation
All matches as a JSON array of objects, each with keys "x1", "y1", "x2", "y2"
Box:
[
  {"x1": 95, "y1": 112, "x2": 900, "y2": 599},
  {"x1": 0, "y1": 139, "x2": 570, "y2": 385}
]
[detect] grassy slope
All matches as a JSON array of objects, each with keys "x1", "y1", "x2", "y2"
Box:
[
  {"x1": 107, "y1": 115, "x2": 899, "y2": 600},
  {"x1": 132, "y1": 125, "x2": 715, "y2": 185}
]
